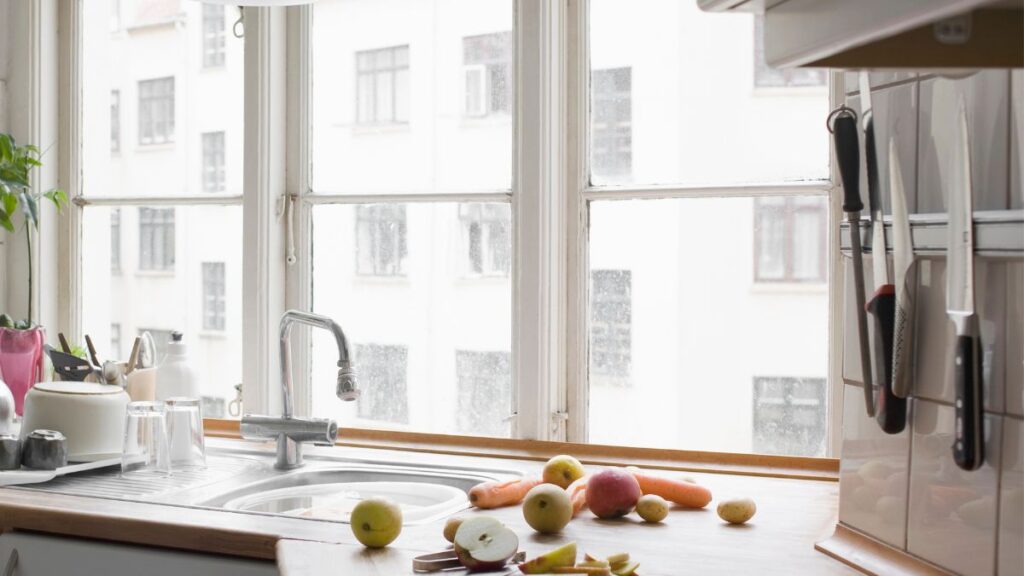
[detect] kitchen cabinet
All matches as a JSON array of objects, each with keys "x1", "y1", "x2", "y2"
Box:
[{"x1": 0, "y1": 532, "x2": 277, "y2": 576}]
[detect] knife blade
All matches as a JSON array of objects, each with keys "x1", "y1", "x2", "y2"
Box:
[
  {"x1": 890, "y1": 137, "x2": 916, "y2": 398},
  {"x1": 832, "y1": 107, "x2": 874, "y2": 417},
  {"x1": 947, "y1": 99, "x2": 984, "y2": 471},
  {"x1": 859, "y1": 72, "x2": 905, "y2": 434}
]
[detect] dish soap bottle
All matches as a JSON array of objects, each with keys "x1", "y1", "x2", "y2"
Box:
[{"x1": 156, "y1": 331, "x2": 199, "y2": 400}]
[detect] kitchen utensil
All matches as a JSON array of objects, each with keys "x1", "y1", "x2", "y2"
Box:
[
  {"x1": 20, "y1": 381, "x2": 131, "y2": 461},
  {"x1": 0, "y1": 435, "x2": 20, "y2": 471},
  {"x1": 57, "y1": 333, "x2": 72, "y2": 355},
  {"x1": 21, "y1": 429, "x2": 68, "y2": 470},
  {"x1": 830, "y1": 105, "x2": 874, "y2": 417},
  {"x1": 165, "y1": 397, "x2": 205, "y2": 470},
  {"x1": 45, "y1": 345, "x2": 93, "y2": 382},
  {"x1": 101, "y1": 360, "x2": 127, "y2": 388},
  {"x1": 0, "y1": 455, "x2": 123, "y2": 487},
  {"x1": 0, "y1": 381, "x2": 14, "y2": 435},
  {"x1": 947, "y1": 99, "x2": 984, "y2": 471},
  {"x1": 84, "y1": 334, "x2": 102, "y2": 368},
  {"x1": 121, "y1": 401, "x2": 171, "y2": 478},
  {"x1": 126, "y1": 337, "x2": 142, "y2": 375},
  {"x1": 125, "y1": 366, "x2": 157, "y2": 401},
  {"x1": 412, "y1": 549, "x2": 525, "y2": 573},
  {"x1": 859, "y1": 72, "x2": 906, "y2": 434},
  {"x1": 889, "y1": 138, "x2": 916, "y2": 399}
]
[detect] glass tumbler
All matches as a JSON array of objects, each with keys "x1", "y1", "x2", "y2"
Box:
[
  {"x1": 165, "y1": 397, "x2": 205, "y2": 470},
  {"x1": 121, "y1": 401, "x2": 171, "y2": 478}
]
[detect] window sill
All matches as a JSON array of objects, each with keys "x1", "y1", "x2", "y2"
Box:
[{"x1": 749, "y1": 281, "x2": 828, "y2": 295}]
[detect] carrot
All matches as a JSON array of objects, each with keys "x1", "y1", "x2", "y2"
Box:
[
  {"x1": 567, "y1": 476, "x2": 589, "y2": 516},
  {"x1": 468, "y1": 477, "x2": 543, "y2": 509},
  {"x1": 630, "y1": 471, "x2": 712, "y2": 509}
]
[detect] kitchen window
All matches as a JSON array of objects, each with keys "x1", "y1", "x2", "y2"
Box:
[
  {"x1": 463, "y1": 32, "x2": 512, "y2": 117},
  {"x1": 354, "y1": 344, "x2": 409, "y2": 425},
  {"x1": 110, "y1": 208, "x2": 121, "y2": 274},
  {"x1": 355, "y1": 204, "x2": 407, "y2": 277},
  {"x1": 138, "y1": 208, "x2": 175, "y2": 271},
  {"x1": 456, "y1": 351, "x2": 512, "y2": 437},
  {"x1": 110, "y1": 90, "x2": 120, "y2": 153},
  {"x1": 459, "y1": 204, "x2": 511, "y2": 277},
  {"x1": 752, "y1": 376, "x2": 827, "y2": 457},
  {"x1": 202, "y1": 132, "x2": 226, "y2": 193},
  {"x1": 202, "y1": 4, "x2": 225, "y2": 68},
  {"x1": 202, "y1": 262, "x2": 226, "y2": 332},
  {"x1": 754, "y1": 196, "x2": 828, "y2": 283},
  {"x1": 355, "y1": 45, "x2": 409, "y2": 125},
  {"x1": 138, "y1": 77, "x2": 175, "y2": 145},
  {"x1": 589, "y1": 270, "x2": 631, "y2": 386}
]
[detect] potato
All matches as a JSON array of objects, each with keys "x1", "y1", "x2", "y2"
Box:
[
  {"x1": 717, "y1": 497, "x2": 756, "y2": 524},
  {"x1": 635, "y1": 494, "x2": 669, "y2": 523}
]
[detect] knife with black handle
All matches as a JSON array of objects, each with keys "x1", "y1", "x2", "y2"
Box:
[{"x1": 832, "y1": 108, "x2": 874, "y2": 417}]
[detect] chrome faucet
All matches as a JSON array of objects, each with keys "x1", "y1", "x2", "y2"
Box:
[{"x1": 240, "y1": 310, "x2": 359, "y2": 469}]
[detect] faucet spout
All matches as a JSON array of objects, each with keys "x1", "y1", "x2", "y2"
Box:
[{"x1": 279, "y1": 310, "x2": 358, "y2": 419}]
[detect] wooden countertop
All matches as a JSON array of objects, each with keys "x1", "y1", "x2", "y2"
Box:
[{"x1": 0, "y1": 435, "x2": 855, "y2": 575}]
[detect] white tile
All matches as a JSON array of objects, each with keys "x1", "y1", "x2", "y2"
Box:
[
  {"x1": 871, "y1": 83, "x2": 919, "y2": 215},
  {"x1": 1011, "y1": 70, "x2": 1022, "y2": 211},
  {"x1": 907, "y1": 402, "x2": 1001, "y2": 576},
  {"x1": 917, "y1": 71, "x2": 1010, "y2": 214},
  {"x1": 998, "y1": 417, "x2": 1023, "y2": 576},
  {"x1": 839, "y1": 384, "x2": 910, "y2": 547},
  {"x1": 1007, "y1": 263, "x2": 1024, "y2": 417}
]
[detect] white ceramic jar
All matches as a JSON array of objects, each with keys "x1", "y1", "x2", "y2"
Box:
[{"x1": 20, "y1": 381, "x2": 131, "y2": 461}]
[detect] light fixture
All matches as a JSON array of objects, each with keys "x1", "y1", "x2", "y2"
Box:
[{"x1": 190, "y1": 0, "x2": 317, "y2": 6}]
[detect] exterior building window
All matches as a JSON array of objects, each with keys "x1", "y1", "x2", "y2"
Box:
[
  {"x1": 202, "y1": 4, "x2": 225, "y2": 68},
  {"x1": 138, "y1": 207, "x2": 175, "y2": 271},
  {"x1": 356, "y1": 204, "x2": 407, "y2": 277},
  {"x1": 591, "y1": 67, "x2": 632, "y2": 182},
  {"x1": 111, "y1": 208, "x2": 121, "y2": 274},
  {"x1": 456, "y1": 351, "x2": 511, "y2": 437},
  {"x1": 753, "y1": 16, "x2": 827, "y2": 88},
  {"x1": 589, "y1": 270, "x2": 631, "y2": 386},
  {"x1": 459, "y1": 204, "x2": 510, "y2": 276},
  {"x1": 110, "y1": 90, "x2": 120, "y2": 153},
  {"x1": 752, "y1": 376, "x2": 827, "y2": 457},
  {"x1": 754, "y1": 197, "x2": 827, "y2": 283},
  {"x1": 138, "y1": 77, "x2": 175, "y2": 145},
  {"x1": 110, "y1": 323, "x2": 121, "y2": 360},
  {"x1": 202, "y1": 131, "x2": 225, "y2": 193},
  {"x1": 355, "y1": 344, "x2": 409, "y2": 424},
  {"x1": 202, "y1": 262, "x2": 226, "y2": 331},
  {"x1": 355, "y1": 45, "x2": 409, "y2": 124},
  {"x1": 462, "y1": 32, "x2": 512, "y2": 117}
]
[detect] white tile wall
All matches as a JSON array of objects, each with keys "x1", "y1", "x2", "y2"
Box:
[
  {"x1": 839, "y1": 383, "x2": 910, "y2": 547},
  {"x1": 907, "y1": 402, "x2": 1001, "y2": 576},
  {"x1": 998, "y1": 417, "x2": 1023, "y2": 576},
  {"x1": 1007, "y1": 263, "x2": 1023, "y2": 418}
]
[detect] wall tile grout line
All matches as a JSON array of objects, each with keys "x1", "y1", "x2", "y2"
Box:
[{"x1": 991, "y1": 415, "x2": 1004, "y2": 576}]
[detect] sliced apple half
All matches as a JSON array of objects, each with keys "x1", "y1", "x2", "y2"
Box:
[{"x1": 453, "y1": 516, "x2": 519, "y2": 572}]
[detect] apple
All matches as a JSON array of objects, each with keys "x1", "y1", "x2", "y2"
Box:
[
  {"x1": 635, "y1": 494, "x2": 669, "y2": 523},
  {"x1": 522, "y1": 483, "x2": 574, "y2": 534},
  {"x1": 519, "y1": 541, "x2": 577, "y2": 574},
  {"x1": 586, "y1": 469, "x2": 641, "y2": 519},
  {"x1": 454, "y1": 516, "x2": 519, "y2": 571},
  {"x1": 349, "y1": 497, "x2": 402, "y2": 548},
  {"x1": 543, "y1": 455, "x2": 586, "y2": 489},
  {"x1": 443, "y1": 516, "x2": 465, "y2": 543},
  {"x1": 611, "y1": 560, "x2": 640, "y2": 575}
]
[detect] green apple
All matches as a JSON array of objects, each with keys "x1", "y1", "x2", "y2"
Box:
[
  {"x1": 350, "y1": 497, "x2": 402, "y2": 548},
  {"x1": 542, "y1": 455, "x2": 586, "y2": 489},
  {"x1": 518, "y1": 541, "x2": 577, "y2": 574},
  {"x1": 522, "y1": 483, "x2": 573, "y2": 534}
]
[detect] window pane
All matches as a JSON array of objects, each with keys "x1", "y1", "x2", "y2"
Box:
[
  {"x1": 81, "y1": 205, "x2": 243, "y2": 418},
  {"x1": 312, "y1": 0, "x2": 513, "y2": 194},
  {"x1": 82, "y1": 0, "x2": 244, "y2": 196},
  {"x1": 310, "y1": 202, "x2": 512, "y2": 436},
  {"x1": 588, "y1": 0, "x2": 828, "y2": 186},
  {"x1": 588, "y1": 198, "x2": 828, "y2": 455}
]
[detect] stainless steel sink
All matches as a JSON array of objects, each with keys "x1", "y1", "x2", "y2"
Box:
[{"x1": 12, "y1": 442, "x2": 521, "y2": 526}]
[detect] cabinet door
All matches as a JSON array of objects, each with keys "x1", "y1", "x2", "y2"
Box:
[{"x1": 0, "y1": 532, "x2": 277, "y2": 576}]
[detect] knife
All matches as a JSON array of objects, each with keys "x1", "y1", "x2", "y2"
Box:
[
  {"x1": 890, "y1": 137, "x2": 916, "y2": 398},
  {"x1": 859, "y1": 72, "x2": 906, "y2": 434},
  {"x1": 831, "y1": 106, "x2": 874, "y2": 417},
  {"x1": 947, "y1": 99, "x2": 984, "y2": 471}
]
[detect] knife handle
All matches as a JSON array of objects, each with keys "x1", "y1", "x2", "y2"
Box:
[
  {"x1": 833, "y1": 114, "x2": 863, "y2": 213},
  {"x1": 953, "y1": 333, "x2": 984, "y2": 471},
  {"x1": 867, "y1": 286, "x2": 906, "y2": 434}
]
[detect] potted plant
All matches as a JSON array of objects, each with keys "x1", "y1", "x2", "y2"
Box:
[{"x1": 0, "y1": 133, "x2": 67, "y2": 415}]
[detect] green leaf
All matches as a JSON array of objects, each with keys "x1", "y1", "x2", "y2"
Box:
[
  {"x1": 19, "y1": 191, "x2": 38, "y2": 228},
  {"x1": 0, "y1": 134, "x2": 12, "y2": 164},
  {"x1": 43, "y1": 188, "x2": 68, "y2": 210},
  {"x1": 2, "y1": 191, "x2": 16, "y2": 216},
  {"x1": 0, "y1": 213, "x2": 13, "y2": 233}
]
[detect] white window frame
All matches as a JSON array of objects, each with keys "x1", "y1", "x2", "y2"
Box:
[{"x1": 43, "y1": 1, "x2": 844, "y2": 455}]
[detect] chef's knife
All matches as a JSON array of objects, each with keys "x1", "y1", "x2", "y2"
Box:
[
  {"x1": 832, "y1": 107, "x2": 874, "y2": 417},
  {"x1": 947, "y1": 99, "x2": 984, "y2": 471},
  {"x1": 890, "y1": 137, "x2": 916, "y2": 399},
  {"x1": 859, "y1": 72, "x2": 906, "y2": 434}
]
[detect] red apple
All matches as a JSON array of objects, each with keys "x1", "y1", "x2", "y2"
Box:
[{"x1": 586, "y1": 469, "x2": 641, "y2": 519}]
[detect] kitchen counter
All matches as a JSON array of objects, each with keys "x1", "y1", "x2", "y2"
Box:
[{"x1": 0, "y1": 435, "x2": 856, "y2": 575}]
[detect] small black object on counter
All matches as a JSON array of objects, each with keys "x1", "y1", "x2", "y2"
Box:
[
  {"x1": 0, "y1": 434, "x2": 21, "y2": 470},
  {"x1": 22, "y1": 429, "x2": 68, "y2": 470}
]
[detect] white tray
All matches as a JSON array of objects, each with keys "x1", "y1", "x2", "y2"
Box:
[{"x1": 0, "y1": 456, "x2": 122, "y2": 487}]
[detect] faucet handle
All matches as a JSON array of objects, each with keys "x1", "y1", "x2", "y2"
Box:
[{"x1": 337, "y1": 364, "x2": 359, "y2": 401}]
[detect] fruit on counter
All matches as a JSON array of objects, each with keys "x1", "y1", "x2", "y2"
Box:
[
  {"x1": 543, "y1": 455, "x2": 586, "y2": 489},
  {"x1": 469, "y1": 477, "x2": 544, "y2": 509},
  {"x1": 587, "y1": 469, "x2": 642, "y2": 519},
  {"x1": 551, "y1": 567, "x2": 611, "y2": 575},
  {"x1": 522, "y1": 483, "x2": 574, "y2": 534},
  {"x1": 716, "y1": 497, "x2": 757, "y2": 524},
  {"x1": 605, "y1": 553, "x2": 629, "y2": 565},
  {"x1": 611, "y1": 560, "x2": 640, "y2": 575},
  {"x1": 630, "y1": 470, "x2": 712, "y2": 509},
  {"x1": 635, "y1": 494, "x2": 669, "y2": 523},
  {"x1": 442, "y1": 515, "x2": 465, "y2": 543},
  {"x1": 567, "y1": 475, "x2": 589, "y2": 516},
  {"x1": 518, "y1": 541, "x2": 577, "y2": 574},
  {"x1": 547, "y1": 551, "x2": 638, "y2": 576},
  {"x1": 349, "y1": 497, "x2": 403, "y2": 548},
  {"x1": 454, "y1": 516, "x2": 520, "y2": 571}
]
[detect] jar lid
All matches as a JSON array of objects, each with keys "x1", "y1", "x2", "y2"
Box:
[{"x1": 33, "y1": 381, "x2": 126, "y2": 396}]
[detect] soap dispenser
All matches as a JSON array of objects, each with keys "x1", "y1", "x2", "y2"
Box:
[{"x1": 156, "y1": 331, "x2": 199, "y2": 400}]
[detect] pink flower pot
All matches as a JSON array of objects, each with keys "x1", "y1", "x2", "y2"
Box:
[{"x1": 0, "y1": 326, "x2": 45, "y2": 416}]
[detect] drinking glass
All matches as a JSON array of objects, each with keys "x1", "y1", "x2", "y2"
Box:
[
  {"x1": 121, "y1": 401, "x2": 170, "y2": 478},
  {"x1": 165, "y1": 397, "x2": 205, "y2": 470}
]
